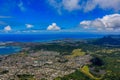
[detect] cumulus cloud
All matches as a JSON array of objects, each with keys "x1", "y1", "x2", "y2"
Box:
[
  {"x1": 80, "y1": 21, "x2": 91, "y2": 29},
  {"x1": 47, "y1": 23, "x2": 61, "y2": 31},
  {"x1": 48, "y1": 0, "x2": 120, "y2": 13},
  {"x1": 25, "y1": 24, "x2": 34, "y2": 29},
  {"x1": 4, "y1": 25, "x2": 12, "y2": 31},
  {"x1": 80, "y1": 14, "x2": 120, "y2": 31}
]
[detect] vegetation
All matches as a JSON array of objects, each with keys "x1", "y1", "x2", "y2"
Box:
[
  {"x1": 71, "y1": 49, "x2": 86, "y2": 57},
  {"x1": 54, "y1": 70, "x2": 92, "y2": 80},
  {"x1": 102, "y1": 71, "x2": 120, "y2": 80},
  {"x1": 30, "y1": 41, "x2": 98, "y2": 55},
  {"x1": 0, "y1": 70, "x2": 9, "y2": 75},
  {"x1": 53, "y1": 36, "x2": 120, "y2": 80},
  {"x1": 90, "y1": 57, "x2": 104, "y2": 66},
  {"x1": 17, "y1": 74, "x2": 35, "y2": 80},
  {"x1": 81, "y1": 65, "x2": 101, "y2": 80}
]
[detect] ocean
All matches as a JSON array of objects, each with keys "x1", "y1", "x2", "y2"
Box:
[
  {"x1": 0, "y1": 46, "x2": 21, "y2": 55},
  {"x1": 0, "y1": 33, "x2": 104, "y2": 42},
  {"x1": 0, "y1": 33, "x2": 105, "y2": 55}
]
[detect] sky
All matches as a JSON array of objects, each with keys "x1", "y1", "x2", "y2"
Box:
[{"x1": 0, "y1": 0, "x2": 120, "y2": 34}]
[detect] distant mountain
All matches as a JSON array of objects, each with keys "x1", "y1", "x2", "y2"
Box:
[
  {"x1": 109, "y1": 35, "x2": 120, "y2": 39},
  {"x1": 92, "y1": 35, "x2": 120, "y2": 46}
]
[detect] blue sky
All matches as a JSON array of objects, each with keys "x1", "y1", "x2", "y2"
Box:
[{"x1": 0, "y1": 0, "x2": 120, "y2": 33}]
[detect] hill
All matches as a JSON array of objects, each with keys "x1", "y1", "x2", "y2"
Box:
[{"x1": 92, "y1": 35, "x2": 120, "y2": 46}]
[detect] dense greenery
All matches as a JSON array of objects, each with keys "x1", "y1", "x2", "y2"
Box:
[
  {"x1": 90, "y1": 57, "x2": 104, "y2": 66},
  {"x1": 102, "y1": 71, "x2": 120, "y2": 80},
  {"x1": 30, "y1": 41, "x2": 101, "y2": 55},
  {"x1": 0, "y1": 70, "x2": 9, "y2": 75},
  {"x1": 17, "y1": 74, "x2": 35, "y2": 80}
]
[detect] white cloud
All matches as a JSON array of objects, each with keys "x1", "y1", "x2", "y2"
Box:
[
  {"x1": 4, "y1": 25, "x2": 12, "y2": 31},
  {"x1": 18, "y1": 0, "x2": 26, "y2": 11},
  {"x1": 47, "y1": 23, "x2": 61, "y2": 31},
  {"x1": 80, "y1": 21, "x2": 91, "y2": 29},
  {"x1": 48, "y1": 0, "x2": 80, "y2": 13},
  {"x1": 83, "y1": 0, "x2": 97, "y2": 12},
  {"x1": 84, "y1": 0, "x2": 120, "y2": 12},
  {"x1": 95, "y1": 0, "x2": 120, "y2": 11},
  {"x1": 0, "y1": 16, "x2": 11, "y2": 18},
  {"x1": 48, "y1": 0, "x2": 62, "y2": 14},
  {"x1": 48, "y1": 0, "x2": 120, "y2": 13},
  {"x1": 62, "y1": 0, "x2": 81, "y2": 11},
  {"x1": 80, "y1": 14, "x2": 120, "y2": 31},
  {"x1": 25, "y1": 24, "x2": 34, "y2": 29}
]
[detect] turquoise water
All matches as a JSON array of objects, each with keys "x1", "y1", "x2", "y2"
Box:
[{"x1": 0, "y1": 46, "x2": 21, "y2": 55}]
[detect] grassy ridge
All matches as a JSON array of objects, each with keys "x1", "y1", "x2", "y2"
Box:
[{"x1": 81, "y1": 65, "x2": 102, "y2": 80}]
